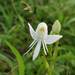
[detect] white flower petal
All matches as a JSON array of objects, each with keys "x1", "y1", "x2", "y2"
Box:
[
  {"x1": 33, "y1": 41, "x2": 41, "y2": 60},
  {"x1": 28, "y1": 23, "x2": 37, "y2": 39},
  {"x1": 45, "y1": 35, "x2": 62, "y2": 44}
]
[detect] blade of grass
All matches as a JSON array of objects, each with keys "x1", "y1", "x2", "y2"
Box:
[
  {"x1": 5, "y1": 40, "x2": 25, "y2": 75},
  {"x1": 0, "y1": 53, "x2": 13, "y2": 68},
  {"x1": 0, "y1": 52, "x2": 16, "y2": 75}
]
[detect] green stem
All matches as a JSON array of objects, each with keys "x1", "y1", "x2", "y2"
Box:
[
  {"x1": 42, "y1": 55, "x2": 53, "y2": 75},
  {"x1": 53, "y1": 42, "x2": 59, "y2": 61},
  {"x1": 42, "y1": 43, "x2": 58, "y2": 75}
]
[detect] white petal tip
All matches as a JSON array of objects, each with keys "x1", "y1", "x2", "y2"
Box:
[
  {"x1": 28, "y1": 22, "x2": 30, "y2": 26},
  {"x1": 55, "y1": 35, "x2": 63, "y2": 41},
  {"x1": 45, "y1": 35, "x2": 63, "y2": 44},
  {"x1": 32, "y1": 56, "x2": 36, "y2": 61},
  {"x1": 59, "y1": 35, "x2": 63, "y2": 38}
]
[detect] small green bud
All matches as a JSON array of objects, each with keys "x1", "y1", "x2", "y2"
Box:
[{"x1": 50, "y1": 20, "x2": 61, "y2": 34}]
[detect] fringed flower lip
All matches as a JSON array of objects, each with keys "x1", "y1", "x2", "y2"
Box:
[{"x1": 26, "y1": 22, "x2": 62, "y2": 60}]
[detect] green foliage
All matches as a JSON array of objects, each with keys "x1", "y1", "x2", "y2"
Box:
[
  {"x1": 0, "y1": 0, "x2": 75, "y2": 75},
  {"x1": 5, "y1": 40, "x2": 25, "y2": 75}
]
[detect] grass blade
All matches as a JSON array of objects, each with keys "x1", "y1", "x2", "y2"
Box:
[{"x1": 5, "y1": 40, "x2": 25, "y2": 75}]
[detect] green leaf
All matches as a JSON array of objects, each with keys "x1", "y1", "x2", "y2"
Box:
[
  {"x1": 5, "y1": 40, "x2": 25, "y2": 75},
  {"x1": 0, "y1": 53, "x2": 13, "y2": 68}
]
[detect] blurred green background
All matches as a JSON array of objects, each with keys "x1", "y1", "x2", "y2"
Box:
[{"x1": 0, "y1": 0, "x2": 75, "y2": 75}]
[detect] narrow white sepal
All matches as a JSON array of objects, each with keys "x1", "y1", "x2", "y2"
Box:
[
  {"x1": 42, "y1": 41, "x2": 47, "y2": 55},
  {"x1": 28, "y1": 23, "x2": 37, "y2": 40},
  {"x1": 44, "y1": 42, "x2": 48, "y2": 52},
  {"x1": 29, "y1": 40, "x2": 38, "y2": 48},
  {"x1": 33, "y1": 41, "x2": 41, "y2": 60},
  {"x1": 23, "y1": 40, "x2": 38, "y2": 56},
  {"x1": 45, "y1": 35, "x2": 62, "y2": 44}
]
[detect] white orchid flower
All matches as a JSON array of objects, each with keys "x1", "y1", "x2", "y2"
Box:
[{"x1": 26, "y1": 22, "x2": 62, "y2": 60}]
